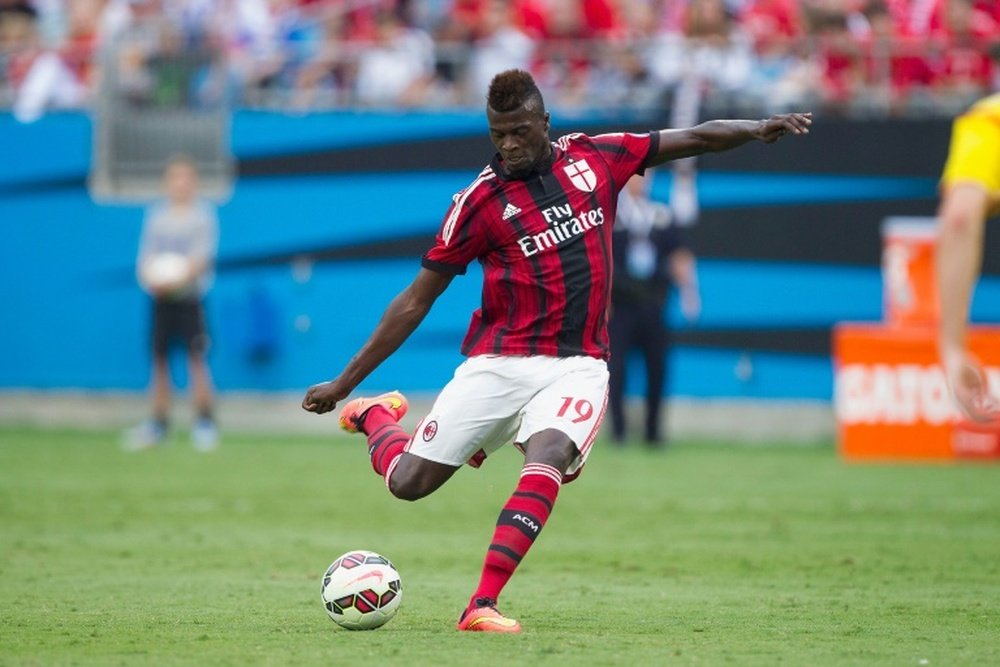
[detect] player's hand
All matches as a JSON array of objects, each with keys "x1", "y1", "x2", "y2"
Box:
[
  {"x1": 680, "y1": 286, "x2": 701, "y2": 323},
  {"x1": 302, "y1": 380, "x2": 349, "y2": 414},
  {"x1": 943, "y1": 349, "x2": 999, "y2": 423},
  {"x1": 756, "y1": 112, "x2": 812, "y2": 144},
  {"x1": 149, "y1": 276, "x2": 191, "y2": 298}
]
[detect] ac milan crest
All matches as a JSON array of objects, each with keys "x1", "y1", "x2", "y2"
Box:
[
  {"x1": 422, "y1": 420, "x2": 438, "y2": 442},
  {"x1": 563, "y1": 159, "x2": 597, "y2": 192}
]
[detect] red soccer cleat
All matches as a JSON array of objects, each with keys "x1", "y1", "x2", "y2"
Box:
[
  {"x1": 456, "y1": 598, "x2": 522, "y2": 633},
  {"x1": 338, "y1": 391, "x2": 409, "y2": 434}
]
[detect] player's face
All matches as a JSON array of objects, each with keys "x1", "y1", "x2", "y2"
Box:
[{"x1": 486, "y1": 103, "x2": 551, "y2": 177}]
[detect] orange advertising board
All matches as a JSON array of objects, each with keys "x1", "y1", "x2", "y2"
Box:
[
  {"x1": 881, "y1": 217, "x2": 940, "y2": 327},
  {"x1": 834, "y1": 324, "x2": 1000, "y2": 460}
]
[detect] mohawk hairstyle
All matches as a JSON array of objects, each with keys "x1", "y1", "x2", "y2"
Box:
[{"x1": 487, "y1": 69, "x2": 545, "y2": 114}]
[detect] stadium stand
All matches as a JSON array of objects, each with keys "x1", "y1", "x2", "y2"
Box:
[{"x1": 1, "y1": 0, "x2": 999, "y2": 119}]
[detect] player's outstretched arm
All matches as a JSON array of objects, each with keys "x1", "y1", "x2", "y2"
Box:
[
  {"x1": 648, "y1": 113, "x2": 812, "y2": 166},
  {"x1": 302, "y1": 268, "x2": 453, "y2": 414},
  {"x1": 936, "y1": 183, "x2": 998, "y2": 422}
]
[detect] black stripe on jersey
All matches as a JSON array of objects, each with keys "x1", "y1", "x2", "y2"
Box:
[
  {"x1": 461, "y1": 180, "x2": 513, "y2": 354},
  {"x1": 641, "y1": 130, "x2": 660, "y2": 170},
  {"x1": 592, "y1": 131, "x2": 660, "y2": 186},
  {"x1": 421, "y1": 257, "x2": 466, "y2": 275},
  {"x1": 583, "y1": 179, "x2": 612, "y2": 359},
  {"x1": 497, "y1": 185, "x2": 545, "y2": 356},
  {"x1": 492, "y1": 261, "x2": 515, "y2": 355},
  {"x1": 461, "y1": 276, "x2": 495, "y2": 355},
  {"x1": 525, "y1": 172, "x2": 591, "y2": 356}
]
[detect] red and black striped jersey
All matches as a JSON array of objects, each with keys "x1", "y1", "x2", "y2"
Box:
[{"x1": 423, "y1": 131, "x2": 659, "y2": 360}]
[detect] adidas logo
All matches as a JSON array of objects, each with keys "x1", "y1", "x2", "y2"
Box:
[{"x1": 502, "y1": 203, "x2": 522, "y2": 221}]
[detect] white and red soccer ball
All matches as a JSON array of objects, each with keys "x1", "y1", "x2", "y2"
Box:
[
  {"x1": 141, "y1": 252, "x2": 192, "y2": 293},
  {"x1": 321, "y1": 550, "x2": 402, "y2": 630}
]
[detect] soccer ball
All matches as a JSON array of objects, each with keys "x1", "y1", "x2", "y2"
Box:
[
  {"x1": 320, "y1": 550, "x2": 402, "y2": 630},
  {"x1": 142, "y1": 252, "x2": 190, "y2": 290}
]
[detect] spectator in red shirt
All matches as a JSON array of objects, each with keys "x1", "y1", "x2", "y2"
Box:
[
  {"x1": 930, "y1": 0, "x2": 999, "y2": 98},
  {"x1": 741, "y1": 0, "x2": 804, "y2": 49},
  {"x1": 854, "y1": 0, "x2": 934, "y2": 107}
]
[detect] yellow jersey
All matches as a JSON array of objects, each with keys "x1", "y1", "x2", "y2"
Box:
[{"x1": 941, "y1": 93, "x2": 1000, "y2": 215}]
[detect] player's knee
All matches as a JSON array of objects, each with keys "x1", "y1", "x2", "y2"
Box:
[
  {"x1": 549, "y1": 442, "x2": 577, "y2": 471},
  {"x1": 386, "y1": 473, "x2": 429, "y2": 502},
  {"x1": 387, "y1": 479, "x2": 421, "y2": 501},
  {"x1": 526, "y1": 429, "x2": 578, "y2": 471},
  {"x1": 386, "y1": 455, "x2": 455, "y2": 501}
]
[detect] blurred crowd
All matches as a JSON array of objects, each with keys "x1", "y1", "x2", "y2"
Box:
[{"x1": 3, "y1": 0, "x2": 1000, "y2": 121}]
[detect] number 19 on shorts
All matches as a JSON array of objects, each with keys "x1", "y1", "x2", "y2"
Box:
[{"x1": 557, "y1": 397, "x2": 594, "y2": 424}]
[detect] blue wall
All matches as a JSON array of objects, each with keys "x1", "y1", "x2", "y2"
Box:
[{"x1": 3, "y1": 110, "x2": 989, "y2": 400}]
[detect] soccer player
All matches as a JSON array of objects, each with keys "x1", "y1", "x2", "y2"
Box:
[
  {"x1": 937, "y1": 93, "x2": 1000, "y2": 423},
  {"x1": 302, "y1": 69, "x2": 811, "y2": 632}
]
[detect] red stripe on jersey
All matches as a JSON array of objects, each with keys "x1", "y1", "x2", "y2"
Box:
[{"x1": 422, "y1": 131, "x2": 656, "y2": 360}]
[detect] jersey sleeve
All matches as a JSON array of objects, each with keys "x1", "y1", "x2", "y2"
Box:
[
  {"x1": 589, "y1": 131, "x2": 660, "y2": 193},
  {"x1": 941, "y1": 109, "x2": 1000, "y2": 195},
  {"x1": 422, "y1": 182, "x2": 491, "y2": 276}
]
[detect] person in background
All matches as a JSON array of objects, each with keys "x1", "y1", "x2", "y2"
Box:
[
  {"x1": 608, "y1": 171, "x2": 700, "y2": 446},
  {"x1": 125, "y1": 155, "x2": 220, "y2": 451},
  {"x1": 353, "y1": 7, "x2": 435, "y2": 107},
  {"x1": 8, "y1": 0, "x2": 94, "y2": 123},
  {"x1": 937, "y1": 93, "x2": 1000, "y2": 424}
]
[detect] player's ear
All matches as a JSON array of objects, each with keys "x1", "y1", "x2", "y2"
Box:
[{"x1": 543, "y1": 111, "x2": 550, "y2": 131}]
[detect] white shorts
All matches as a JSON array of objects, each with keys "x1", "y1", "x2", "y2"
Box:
[{"x1": 406, "y1": 355, "x2": 609, "y2": 480}]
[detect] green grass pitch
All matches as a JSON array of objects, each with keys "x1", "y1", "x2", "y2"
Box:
[{"x1": 2, "y1": 426, "x2": 998, "y2": 666}]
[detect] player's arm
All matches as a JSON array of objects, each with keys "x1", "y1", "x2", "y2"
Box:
[
  {"x1": 668, "y1": 248, "x2": 700, "y2": 322},
  {"x1": 936, "y1": 182, "x2": 996, "y2": 421},
  {"x1": 185, "y1": 208, "x2": 219, "y2": 280},
  {"x1": 648, "y1": 113, "x2": 812, "y2": 166},
  {"x1": 302, "y1": 267, "x2": 453, "y2": 414},
  {"x1": 136, "y1": 210, "x2": 156, "y2": 291}
]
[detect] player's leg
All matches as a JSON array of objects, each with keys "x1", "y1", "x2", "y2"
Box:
[
  {"x1": 182, "y1": 299, "x2": 218, "y2": 449},
  {"x1": 607, "y1": 304, "x2": 632, "y2": 443},
  {"x1": 188, "y1": 348, "x2": 215, "y2": 421},
  {"x1": 151, "y1": 300, "x2": 172, "y2": 426},
  {"x1": 339, "y1": 393, "x2": 459, "y2": 501},
  {"x1": 152, "y1": 356, "x2": 171, "y2": 424},
  {"x1": 458, "y1": 428, "x2": 574, "y2": 633},
  {"x1": 145, "y1": 353, "x2": 171, "y2": 443},
  {"x1": 343, "y1": 357, "x2": 526, "y2": 502},
  {"x1": 126, "y1": 300, "x2": 171, "y2": 449},
  {"x1": 187, "y1": 348, "x2": 218, "y2": 449},
  {"x1": 640, "y1": 305, "x2": 667, "y2": 445},
  {"x1": 459, "y1": 357, "x2": 607, "y2": 633},
  {"x1": 386, "y1": 454, "x2": 458, "y2": 500}
]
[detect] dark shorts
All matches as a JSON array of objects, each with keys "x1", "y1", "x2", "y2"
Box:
[{"x1": 151, "y1": 297, "x2": 209, "y2": 357}]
